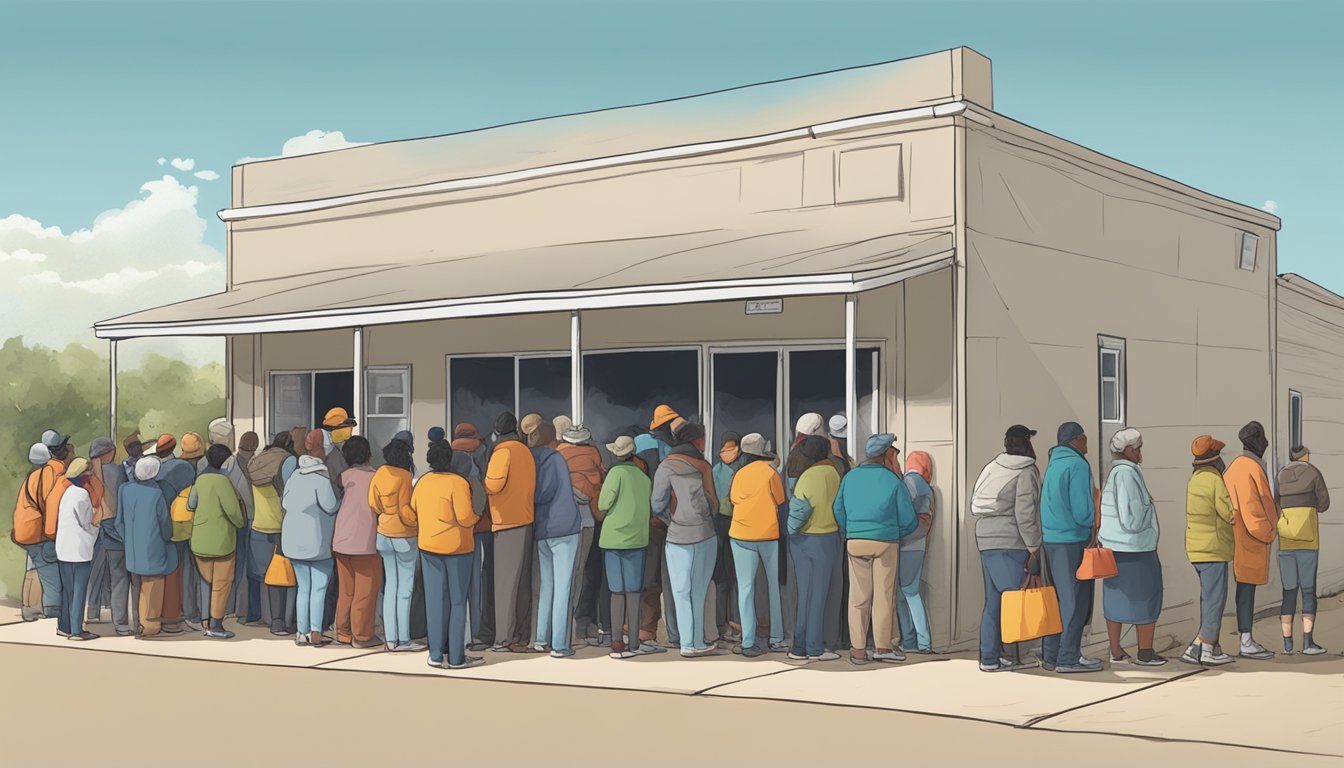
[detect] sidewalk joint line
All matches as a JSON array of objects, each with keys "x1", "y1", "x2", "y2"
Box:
[{"x1": 1018, "y1": 667, "x2": 1206, "y2": 728}]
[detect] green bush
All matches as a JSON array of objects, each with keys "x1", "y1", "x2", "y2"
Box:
[{"x1": 0, "y1": 337, "x2": 224, "y2": 598}]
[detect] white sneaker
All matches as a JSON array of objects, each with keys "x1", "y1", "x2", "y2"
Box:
[
  {"x1": 872, "y1": 650, "x2": 906, "y2": 663},
  {"x1": 809, "y1": 651, "x2": 841, "y2": 662},
  {"x1": 1201, "y1": 648, "x2": 1235, "y2": 666},
  {"x1": 1239, "y1": 641, "x2": 1275, "y2": 660}
]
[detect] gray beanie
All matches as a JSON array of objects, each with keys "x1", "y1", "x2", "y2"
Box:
[{"x1": 89, "y1": 436, "x2": 116, "y2": 460}]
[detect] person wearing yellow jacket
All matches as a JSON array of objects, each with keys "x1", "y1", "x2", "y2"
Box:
[
  {"x1": 484, "y1": 412, "x2": 537, "y2": 652},
  {"x1": 1275, "y1": 445, "x2": 1330, "y2": 655},
  {"x1": 1223, "y1": 421, "x2": 1278, "y2": 660},
  {"x1": 413, "y1": 439, "x2": 484, "y2": 669},
  {"x1": 1179, "y1": 436, "x2": 1236, "y2": 667}
]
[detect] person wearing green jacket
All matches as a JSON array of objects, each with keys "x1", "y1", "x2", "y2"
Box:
[
  {"x1": 1180, "y1": 435, "x2": 1236, "y2": 666},
  {"x1": 598, "y1": 436, "x2": 656, "y2": 659},
  {"x1": 188, "y1": 444, "x2": 247, "y2": 639}
]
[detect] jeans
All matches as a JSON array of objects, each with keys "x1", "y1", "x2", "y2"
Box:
[
  {"x1": 536, "y1": 533, "x2": 581, "y2": 652},
  {"x1": 377, "y1": 534, "x2": 418, "y2": 644},
  {"x1": 790, "y1": 532, "x2": 837, "y2": 657},
  {"x1": 576, "y1": 521, "x2": 609, "y2": 635},
  {"x1": 175, "y1": 541, "x2": 202, "y2": 622},
  {"x1": 57, "y1": 560, "x2": 92, "y2": 636},
  {"x1": 422, "y1": 550, "x2": 474, "y2": 666},
  {"x1": 292, "y1": 558, "x2": 334, "y2": 636},
  {"x1": 22, "y1": 541, "x2": 61, "y2": 614},
  {"x1": 896, "y1": 548, "x2": 931, "y2": 651},
  {"x1": 569, "y1": 526, "x2": 594, "y2": 644},
  {"x1": 712, "y1": 514, "x2": 738, "y2": 631},
  {"x1": 1235, "y1": 581, "x2": 1257, "y2": 634},
  {"x1": 469, "y1": 536, "x2": 486, "y2": 643},
  {"x1": 87, "y1": 546, "x2": 131, "y2": 629},
  {"x1": 731, "y1": 539, "x2": 782, "y2": 649},
  {"x1": 1041, "y1": 543, "x2": 1090, "y2": 666},
  {"x1": 1280, "y1": 550, "x2": 1319, "y2": 615},
  {"x1": 666, "y1": 537, "x2": 717, "y2": 651},
  {"x1": 979, "y1": 549, "x2": 1029, "y2": 666},
  {"x1": 1193, "y1": 562, "x2": 1229, "y2": 642},
  {"x1": 248, "y1": 530, "x2": 292, "y2": 630}
]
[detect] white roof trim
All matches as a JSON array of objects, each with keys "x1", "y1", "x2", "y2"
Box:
[
  {"x1": 218, "y1": 101, "x2": 967, "y2": 223},
  {"x1": 95, "y1": 251, "x2": 954, "y2": 339}
]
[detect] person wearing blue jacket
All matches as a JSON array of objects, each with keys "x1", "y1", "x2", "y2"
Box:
[
  {"x1": 1038, "y1": 422, "x2": 1103, "y2": 674},
  {"x1": 116, "y1": 457, "x2": 178, "y2": 638},
  {"x1": 834, "y1": 433, "x2": 918, "y2": 665},
  {"x1": 529, "y1": 423, "x2": 583, "y2": 657}
]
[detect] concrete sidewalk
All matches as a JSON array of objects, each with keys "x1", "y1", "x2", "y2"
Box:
[{"x1": 1, "y1": 594, "x2": 1341, "y2": 759}]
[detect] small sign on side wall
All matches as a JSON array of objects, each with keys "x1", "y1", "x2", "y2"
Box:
[{"x1": 745, "y1": 298, "x2": 783, "y2": 315}]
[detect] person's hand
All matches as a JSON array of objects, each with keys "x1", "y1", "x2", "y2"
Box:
[{"x1": 1026, "y1": 551, "x2": 1041, "y2": 576}]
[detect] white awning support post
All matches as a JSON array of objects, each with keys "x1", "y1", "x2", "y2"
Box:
[
  {"x1": 571, "y1": 310, "x2": 583, "y2": 425},
  {"x1": 844, "y1": 294, "x2": 858, "y2": 462},
  {"x1": 353, "y1": 326, "x2": 365, "y2": 434},
  {"x1": 109, "y1": 340, "x2": 119, "y2": 440}
]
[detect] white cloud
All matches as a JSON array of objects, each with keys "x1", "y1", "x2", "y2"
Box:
[
  {"x1": 0, "y1": 175, "x2": 225, "y2": 364},
  {"x1": 194, "y1": 170, "x2": 220, "y2": 181},
  {"x1": 170, "y1": 157, "x2": 195, "y2": 171},
  {"x1": 237, "y1": 129, "x2": 369, "y2": 164},
  {"x1": 1263, "y1": 200, "x2": 1279, "y2": 214},
  {"x1": 157, "y1": 157, "x2": 166, "y2": 166}
]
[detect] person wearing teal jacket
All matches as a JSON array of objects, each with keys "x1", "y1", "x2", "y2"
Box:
[
  {"x1": 1039, "y1": 422, "x2": 1102, "y2": 674},
  {"x1": 711, "y1": 432, "x2": 747, "y2": 642}
]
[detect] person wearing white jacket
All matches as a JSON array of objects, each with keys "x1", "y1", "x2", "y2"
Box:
[{"x1": 56, "y1": 457, "x2": 100, "y2": 641}]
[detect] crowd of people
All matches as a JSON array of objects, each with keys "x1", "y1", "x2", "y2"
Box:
[{"x1": 9, "y1": 404, "x2": 1328, "y2": 673}]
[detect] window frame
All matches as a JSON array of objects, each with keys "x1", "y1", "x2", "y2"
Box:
[
  {"x1": 1098, "y1": 336, "x2": 1126, "y2": 425},
  {"x1": 1238, "y1": 231, "x2": 1259, "y2": 272},
  {"x1": 1289, "y1": 389, "x2": 1303, "y2": 449},
  {"x1": 267, "y1": 367, "x2": 353, "y2": 440}
]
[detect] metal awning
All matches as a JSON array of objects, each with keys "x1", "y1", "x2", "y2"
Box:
[{"x1": 95, "y1": 227, "x2": 953, "y2": 339}]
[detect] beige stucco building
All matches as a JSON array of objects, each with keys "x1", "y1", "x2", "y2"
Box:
[{"x1": 100, "y1": 46, "x2": 1317, "y2": 651}]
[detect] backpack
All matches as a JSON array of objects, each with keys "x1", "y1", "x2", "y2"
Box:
[
  {"x1": 170, "y1": 486, "x2": 194, "y2": 542},
  {"x1": 11, "y1": 466, "x2": 49, "y2": 545}
]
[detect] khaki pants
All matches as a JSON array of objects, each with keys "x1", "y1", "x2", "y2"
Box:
[
  {"x1": 334, "y1": 553, "x2": 382, "y2": 644},
  {"x1": 23, "y1": 567, "x2": 43, "y2": 610},
  {"x1": 846, "y1": 539, "x2": 898, "y2": 652},
  {"x1": 137, "y1": 575, "x2": 166, "y2": 636},
  {"x1": 194, "y1": 554, "x2": 236, "y2": 621}
]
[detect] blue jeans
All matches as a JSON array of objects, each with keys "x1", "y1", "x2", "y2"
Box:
[
  {"x1": 57, "y1": 560, "x2": 92, "y2": 636},
  {"x1": 731, "y1": 538, "x2": 782, "y2": 649},
  {"x1": 377, "y1": 534, "x2": 418, "y2": 644},
  {"x1": 469, "y1": 536, "x2": 485, "y2": 643},
  {"x1": 1041, "y1": 542, "x2": 1091, "y2": 667},
  {"x1": 23, "y1": 541, "x2": 62, "y2": 614},
  {"x1": 979, "y1": 549, "x2": 1029, "y2": 666},
  {"x1": 666, "y1": 537, "x2": 717, "y2": 651},
  {"x1": 293, "y1": 558, "x2": 334, "y2": 636},
  {"x1": 897, "y1": 548, "x2": 931, "y2": 651},
  {"x1": 536, "y1": 533, "x2": 580, "y2": 652},
  {"x1": 422, "y1": 550, "x2": 474, "y2": 666},
  {"x1": 790, "y1": 532, "x2": 837, "y2": 657},
  {"x1": 604, "y1": 548, "x2": 646, "y2": 593}
]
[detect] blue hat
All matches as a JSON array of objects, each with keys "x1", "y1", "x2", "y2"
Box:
[
  {"x1": 427, "y1": 427, "x2": 446, "y2": 443},
  {"x1": 1056, "y1": 422, "x2": 1085, "y2": 445},
  {"x1": 864, "y1": 433, "x2": 897, "y2": 459}
]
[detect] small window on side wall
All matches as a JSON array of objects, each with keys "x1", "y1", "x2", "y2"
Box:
[
  {"x1": 1238, "y1": 232, "x2": 1259, "y2": 272},
  {"x1": 1289, "y1": 389, "x2": 1303, "y2": 450}
]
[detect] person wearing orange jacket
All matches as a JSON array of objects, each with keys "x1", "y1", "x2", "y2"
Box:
[
  {"x1": 12, "y1": 435, "x2": 68, "y2": 621},
  {"x1": 558, "y1": 424, "x2": 605, "y2": 646},
  {"x1": 371, "y1": 437, "x2": 422, "y2": 653},
  {"x1": 485, "y1": 412, "x2": 537, "y2": 652},
  {"x1": 412, "y1": 438, "x2": 484, "y2": 669},
  {"x1": 1223, "y1": 421, "x2": 1278, "y2": 660}
]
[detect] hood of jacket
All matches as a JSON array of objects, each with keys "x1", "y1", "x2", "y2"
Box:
[
  {"x1": 995, "y1": 453, "x2": 1037, "y2": 471},
  {"x1": 248, "y1": 447, "x2": 290, "y2": 486}
]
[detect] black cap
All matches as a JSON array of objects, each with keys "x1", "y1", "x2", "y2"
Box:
[{"x1": 1006, "y1": 424, "x2": 1037, "y2": 440}]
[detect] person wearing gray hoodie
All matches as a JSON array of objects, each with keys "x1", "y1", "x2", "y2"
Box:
[
  {"x1": 971, "y1": 425, "x2": 1043, "y2": 672},
  {"x1": 652, "y1": 421, "x2": 719, "y2": 656}
]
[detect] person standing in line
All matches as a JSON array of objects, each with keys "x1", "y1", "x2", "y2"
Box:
[
  {"x1": 232, "y1": 431, "x2": 262, "y2": 625},
  {"x1": 897, "y1": 450, "x2": 936, "y2": 656},
  {"x1": 413, "y1": 439, "x2": 485, "y2": 669},
  {"x1": 825, "y1": 414, "x2": 852, "y2": 653},
  {"x1": 55, "y1": 458, "x2": 99, "y2": 641},
  {"x1": 1275, "y1": 445, "x2": 1330, "y2": 655},
  {"x1": 711, "y1": 432, "x2": 746, "y2": 643},
  {"x1": 559, "y1": 424, "x2": 604, "y2": 648},
  {"x1": 283, "y1": 454, "x2": 340, "y2": 646},
  {"x1": 321, "y1": 408, "x2": 356, "y2": 497},
  {"x1": 370, "y1": 437, "x2": 423, "y2": 652},
  {"x1": 1037, "y1": 423, "x2": 1103, "y2": 673},
  {"x1": 447, "y1": 435, "x2": 489, "y2": 651},
  {"x1": 485, "y1": 412, "x2": 538, "y2": 653},
  {"x1": 176, "y1": 432, "x2": 209, "y2": 629},
  {"x1": 785, "y1": 435, "x2": 842, "y2": 662},
  {"x1": 85, "y1": 437, "x2": 131, "y2": 634},
  {"x1": 1224, "y1": 421, "x2": 1279, "y2": 660},
  {"x1": 188, "y1": 443, "x2": 246, "y2": 640},
  {"x1": 971, "y1": 425, "x2": 1043, "y2": 673},
  {"x1": 1179, "y1": 435, "x2": 1237, "y2": 667},
  {"x1": 598, "y1": 436, "x2": 655, "y2": 659},
  {"x1": 82, "y1": 438, "x2": 115, "y2": 626},
  {"x1": 149, "y1": 434, "x2": 198, "y2": 633},
  {"x1": 636, "y1": 407, "x2": 681, "y2": 649},
  {"x1": 528, "y1": 422, "x2": 583, "y2": 657},
  {"x1": 1098, "y1": 428, "x2": 1167, "y2": 666},
  {"x1": 198, "y1": 419, "x2": 252, "y2": 623},
  {"x1": 653, "y1": 421, "x2": 719, "y2": 657},
  {"x1": 248, "y1": 431, "x2": 298, "y2": 636},
  {"x1": 451, "y1": 423, "x2": 494, "y2": 650},
  {"x1": 332, "y1": 436, "x2": 383, "y2": 648},
  {"x1": 834, "y1": 433, "x2": 916, "y2": 665},
  {"x1": 16, "y1": 443, "x2": 52, "y2": 622},
  {"x1": 729, "y1": 433, "x2": 788, "y2": 658},
  {"x1": 11, "y1": 434, "x2": 68, "y2": 622},
  {"x1": 117, "y1": 456, "x2": 176, "y2": 639},
  {"x1": 121, "y1": 432, "x2": 143, "y2": 481}
]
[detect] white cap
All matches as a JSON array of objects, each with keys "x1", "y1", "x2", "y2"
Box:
[
  {"x1": 1109, "y1": 428, "x2": 1143, "y2": 455},
  {"x1": 828, "y1": 414, "x2": 848, "y2": 438}
]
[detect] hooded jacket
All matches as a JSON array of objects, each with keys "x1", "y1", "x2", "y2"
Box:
[
  {"x1": 451, "y1": 424, "x2": 491, "y2": 481},
  {"x1": 187, "y1": 469, "x2": 246, "y2": 557},
  {"x1": 558, "y1": 442, "x2": 603, "y2": 527},
  {"x1": 55, "y1": 483, "x2": 97, "y2": 563},
  {"x1": 281, "y1": 457, "x2": 340, "y2": 561},
  {"x1": 901, "y1": 470, "x2": 933, "y2": 552},
  {"x1": 1225, "y1": 453, "x2": 1278, "y2": 584},
  {"x1": 332, "y1": 465, "x2": 378, "y2": 556},
  {"x1": 531, "y1": 446, "x2": 582, "y2": 541},
  {"x1": 1186, "y1": 465, "x2": 1234, "y2": 563},
  {"x1": 1276, "y1": 460, "x2": 1329, "y2": 550},
  {"x1": 833, "y1": 461, "x2": 917, "y2": 542},
  {"x1": 116, "y1": 479, "x2": 177, "y2": 577},
  {"x1": 651, "y1": 449, "x2": 718, "y2": 545},
  {"x1": 1040, "y1": 445, "x2": 1095, "y2": 545},
  {"x1": 485, "y1": 435, "x2": 536, "y2": 532},
  {"x1": 970, "y1": 453, "x2": 1042, "y2": 551}
]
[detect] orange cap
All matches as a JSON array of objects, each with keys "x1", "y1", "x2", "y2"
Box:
[
  {"x1": 649, "y1": 404, "x2": 679, "y2": 430},
  {"x1": 1191, "y1": 435, "x2": 1225, "y2": 458},
  {"x1": 179, "y1": 432, "x2": 205, "y2": 460}
]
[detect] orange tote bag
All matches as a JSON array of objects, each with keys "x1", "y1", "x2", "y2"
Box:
[{"x1": 1001, "y1": 575, "x2": 1063, "y2": 644}]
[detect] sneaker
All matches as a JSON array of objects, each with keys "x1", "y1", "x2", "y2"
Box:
[
  {"x1": 633, "y1": 642, "x2": 666, "y2": 656},
  {"x1": 67, "y1": 631, "x2": 100, "y2": 642},
  {"x1": 449, "y1": 656, "x2": 486, "y2": 669},
  {"x1": 1179, "y1": 644, "x2": 1203, "y2": 666},
  {"x1": 56, "y1": 629, "x2": 71, "y2": 638},
  {"x1": 766, "y1": 642, "x2": 790, "y2": 654},
  {"x1": 1133, "y1": 653, "x2": 1168, "y2": 667},
  {"x1": 269, "y1": 626, "x2": 289, "y2": 637},
  {"x1": 294, "y1": 634, "x2": 310, "y2": 646},
  {"x1": 848, "y1": 652, "x2": 871, "y2": 666},
  {"x1": 998, "y1": 656, "x2": 1036, "y2": 671},
  {"x1": 786, "y1": 651, "x2": 810, "y2": 661},
  {"x1": 550, "y1": 649, "x2": 576, "y2": 659},
  {"x1": 204, "y1": 627, "x2": 236, "y2": 640},
  {"x1": 872, "y1": 650, "x2": 906, "y2": 663},
  {"x1": 979, "y1": 660, "x2": 1006, "y2": 672},
  {"x1": 595, "y1": 633, "x2": 612, "y2": 648},
  {"x1": 741, "y1": 645, "x2": 765, "y2": 658},
  {"x1": 1201, "y1": 648, "x2": 1236, "y2": 666},
  {"x1": 531, "y1": 643, "x2": 550, "y2": 653},
  {"x1": 1056, "y1": 662, "x2": 1104, "y2": 674},
  {"x1": 1079, "y1": 655, "x2": 1103, "y2": 667},
  {"x1": 160, "y1": 624, "x2": 184, "y2": 635},
  {"x1": 1239, "y1": 642, "x2": 1275, "y2": 660},
  {"x1": 115, "y1": 626, "x2": 134, "y2": 637},
  {"x1": 353, "y1": 636, "x2": 385, "y2": 649},
  {"x1": 509, "y1": 643, "x2": 543, "y2": 654},
  {"x1": 1109, "y1": 653, "x2": 1131, "y2": 665},
  {"x1": 679, "y1": 643, "x2": 718, "y2": 658},
  {"x1": 426, "y1": 657, "x2": 447, "y2": 669},
  {"x1": 489, "y1": 644, "x2": 512, "y2": 653},
  {"x1": 181, "y1": 619, "x2": 203, "y2": 632},
  {"x1": 467, "y1": 642, "x2": 490, "y2": 652},
  {"x1": 397, "y1": 641, "x2": 428, "y2": 653},
  {"x1": 1302, "y1": 642, "x2": 1328, "y2": 656},
  {"x1": 809, "y1": 651, "x2": 841, "y2": 662},
  {"x1": 609, "y1": 641, "x2": 635, "y2": 660}
]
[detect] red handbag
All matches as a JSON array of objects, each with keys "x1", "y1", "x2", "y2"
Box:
[{"x1": 1077, "y1": 484, "x2": 1118, "y2": 580}]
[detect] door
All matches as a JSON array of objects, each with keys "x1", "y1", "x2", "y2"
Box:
[{"x1": 709, "y1": 349, "x2": 781, "y2": 455}]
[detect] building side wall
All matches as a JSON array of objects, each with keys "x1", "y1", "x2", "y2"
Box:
[{"x1": 963, "y1": 124, "x2": 1278, "y2": 648}]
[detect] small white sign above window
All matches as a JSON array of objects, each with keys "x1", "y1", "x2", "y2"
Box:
[{"x1": 745, "y1": 298, "x2": 784, "y2": 315}]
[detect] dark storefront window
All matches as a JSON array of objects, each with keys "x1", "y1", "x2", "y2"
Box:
[
  {"x1": 449, "y1": 357, "x2": 514, "y2": 440},
  {"x1": 787, "y1": 348, "x2": 879, "y2": 450},
  {"x1": 583, "y1": 350, "x2": 699, "y2": 458},
  {"x1": 711, "y1": 351, "x2": 778, "y2": 451},
  {"x1": 518, "y1": 356, "x2": 573, "y2": 424}
]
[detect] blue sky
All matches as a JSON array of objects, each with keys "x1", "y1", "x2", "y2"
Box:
[{"x1": 1, "y1": 0, "x2": 1340, "y2": 359}]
